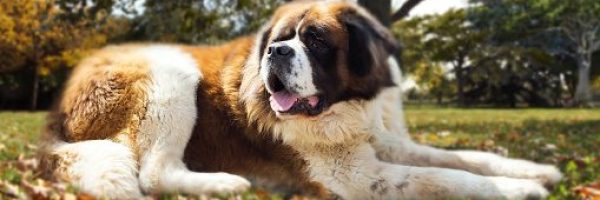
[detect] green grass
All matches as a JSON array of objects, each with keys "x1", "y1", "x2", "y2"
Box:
[
  {"x1": 0, "y1": 112, "x2": 45, "y2": 161},
  {"x1": 0, "y1": 109, "x2": 598, "y2": 199},
  {"x1": 404, "y1": 107, "x2": 600, "y2": 199}
]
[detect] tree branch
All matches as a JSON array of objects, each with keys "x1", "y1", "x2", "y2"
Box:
[
  {"x1": 593, "y1": 39, "x2": 600, "y2": 52},
  {"x1": 391, "y1": 0, "x2": 425, "y2": 22},
  {"x1": 591, "y1": 27, "x2": 600, "y2": 51},
  {"x1": 358, "y1": 0, "x2": 392, "y2": 26}
]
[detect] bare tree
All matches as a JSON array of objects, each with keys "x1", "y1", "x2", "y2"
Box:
[{"x1": 358, "y1": 0, "x2": 425, "y2": 26}]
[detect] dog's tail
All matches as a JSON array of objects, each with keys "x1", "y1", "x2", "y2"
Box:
[{"x1": 38, "y1": 112, "x2": 142, "y2": 199}]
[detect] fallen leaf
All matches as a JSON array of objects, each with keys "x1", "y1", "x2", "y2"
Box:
[
  {"x1": 21, "y1": 178, "x2": 51, "y2": 199},
  {"x1": 573, "y1": 181, "x2": 600, "y2": 200},
  {"x1": 16, "y1": 158, "x2": 39, "y2": 171},
  {"x1": 77, "y1": 193, "x2": 95, "y2": 200},
  {"x1": 437, "y1": 131, "x2": 451, "y2": 137},
  {"x1": 0, "y1": 180, "x2": 26, "y2": 199}
]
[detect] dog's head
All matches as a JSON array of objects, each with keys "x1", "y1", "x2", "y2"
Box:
[
  {"x1": 243, "y1": 1, "x2": 401, "y2": 145},
  {"x1": 258, "y1": 1, "x2": 399, "y2": 119}
]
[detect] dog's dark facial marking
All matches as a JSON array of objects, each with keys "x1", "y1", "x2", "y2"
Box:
[
  {"x1": 272, "y1": 26, "x2": 296, "y2": 42},
  {"x1": 302, "y1": 26, "x2": 335, "y2": 65},
  {"x1": 300, "y1": 24, "x2": 341, "y2": 105}
]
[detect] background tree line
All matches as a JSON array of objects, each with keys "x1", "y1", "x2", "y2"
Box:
[
  {"x1": 395, "y1": 0, "x2": 600, "y2": 107},
  {"x1": 0, "y1": 0, "x2": 598, "y2": 110},
  {"x1": 0, "y1": 0, "x2": 286, "y2": 110}
]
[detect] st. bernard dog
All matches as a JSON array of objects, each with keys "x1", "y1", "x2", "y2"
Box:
[{"x1": 41, "y1": 1, "x2": 562, "y2": 199}]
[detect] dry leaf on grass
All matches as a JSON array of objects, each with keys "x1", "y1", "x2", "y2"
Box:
[
  {"x1": 1, "y1": 180, "x2": 26, "y2": 199},
  {"x1": 573, "y1": 181, "x2": 600, "y2": 200}
]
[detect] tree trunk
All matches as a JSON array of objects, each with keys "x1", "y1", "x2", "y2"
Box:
[
  {"x1": 30, "y1": 31, "x2": 40, "y2": 111},
  {"x1": 455, "y1": 65, "x2": 465, "y2": 107},
  {"x1": 454, "y1": 54, "x2": 467, "y2": 107},
  {"x1": 30, "y1": 65, "x2": 39, "y2": 111},
  {"x1": 358, "y1": 0, "x2": 391, "y2": 26},
  {"x1": 574, "y1": 54, "x2": 592, "y2": 106}
]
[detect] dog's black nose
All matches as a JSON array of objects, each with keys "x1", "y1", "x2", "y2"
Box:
[
  {"x1": 276, "y1": 45, "x2": 293, "y2": 56},
  {"x1": 268, "y1": 44, "x2": 294, "y2": 58}
]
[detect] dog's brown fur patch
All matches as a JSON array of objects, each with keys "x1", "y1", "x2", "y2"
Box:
[{"x1": 58, "y1": 45, "x2": 150, "y2": 147}]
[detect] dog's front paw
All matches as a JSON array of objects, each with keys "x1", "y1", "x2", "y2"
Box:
[
  {"x1": 489, "y1": 158, "x2": 563, "y2": 187},
  {"x1": 531, "y1": 165, "x2": 563, "y2": 187},
  {"x1": 196, "y1": 172, "x2": 251, "y2": 195},
  {"x1": 504, "y1": 162, "x2": 563, "y2": 187},
  {"x1": 490, "y1": 177, "x2": 549, "y2": 200}
]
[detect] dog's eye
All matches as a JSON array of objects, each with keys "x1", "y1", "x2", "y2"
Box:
[
  {"x1": 309, "y1": 38, "x2": 325, "y2": 49},
  {"x1": 306, "y1": 32, "x2": 329, "y2": 52}
]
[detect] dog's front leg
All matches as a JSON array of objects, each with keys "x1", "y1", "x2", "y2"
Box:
[
  {"x1": 371, "y1": 132, "x2": 562, "y2": 186},
  {"x1": 376, "y1": 84, "x2": 561, "y2": 186},
  {"x1": 136, "y1": 108, "x2": 250, "y2": 196},
  {"x1": 297, "y1": 142, "x2": 548, "y2": 200},
  {"x1": 136, "y1": 66, "x2": 250, "y2": 195}
]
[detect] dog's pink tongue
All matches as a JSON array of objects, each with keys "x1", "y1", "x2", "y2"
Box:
[
  {"x1": 270, "y1": 91, "x2": 299, "y2": 112},
  {"x1": 307, "y1": 96, "x2": 319, "y2": 107}
]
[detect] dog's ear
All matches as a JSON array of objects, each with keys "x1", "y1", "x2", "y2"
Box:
[{"x1": 341, "y1": 6, "x2": 400, "y2": 76}]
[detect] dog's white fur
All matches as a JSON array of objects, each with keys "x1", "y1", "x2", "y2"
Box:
[{"x1": 51, "y1": 140, "x2": 142, "y2": 199}]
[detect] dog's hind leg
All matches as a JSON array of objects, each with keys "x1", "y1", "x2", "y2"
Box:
[
  {"x1": 136, "y1": 46, "x2": 250, "y2": 196},
  {"x1": 47, "y1": 140, "x2": 143, "y2": 199}
]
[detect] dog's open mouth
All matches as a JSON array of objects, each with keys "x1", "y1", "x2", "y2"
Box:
[{"x1": 268, "y1": 75, "x2": 326, "y2": 116}]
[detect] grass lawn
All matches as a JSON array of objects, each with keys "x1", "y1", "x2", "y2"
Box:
[{"x1": 0, "y1": 108, "x2": 598, "y2": 199}]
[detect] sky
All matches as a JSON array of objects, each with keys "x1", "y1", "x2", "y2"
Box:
[{"x1": 394, "y1": 0, "x2": 469, "y2": 16}]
